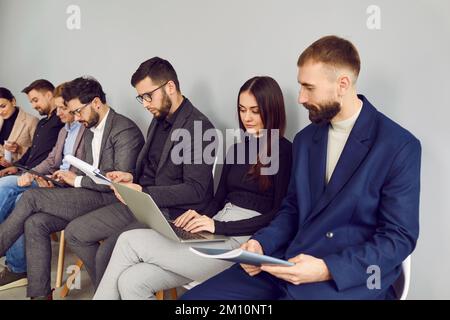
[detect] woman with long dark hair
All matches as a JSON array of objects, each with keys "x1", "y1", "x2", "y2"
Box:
[{"x1": 94, "y1": 76, "x2": 292, "y2": 299}]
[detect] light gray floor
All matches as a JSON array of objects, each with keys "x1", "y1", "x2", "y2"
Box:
[{"x1": 0, "y1": 238, "x2": 94, "y2": 300}]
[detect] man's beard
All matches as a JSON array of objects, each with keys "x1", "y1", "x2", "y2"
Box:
[
  {"x1": 303, "y1": 100, "x2": 341, "y2": 125},
  {"x1": 83, "y1": 110, "x2": 100, "y2": 129},
  {"x1": 154, "y1": 91, "x2": 172, "y2": 121},
  {"x1": 36, "y1": 106, "x2": 48, "y2": 116}
]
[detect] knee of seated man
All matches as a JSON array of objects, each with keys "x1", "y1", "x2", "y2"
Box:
[
  {"x1": 18, "y1": 188, "x2": 39, "y2": 204},
  {"x1": 24, "y1": 215, "x2": 50, "y2": 235},
  {"x1": 64, "y1": 220, "x2": 86, "y2": 246},
  {"x1": 7, "y1": 189, "x2": 39, "y2": 213}
]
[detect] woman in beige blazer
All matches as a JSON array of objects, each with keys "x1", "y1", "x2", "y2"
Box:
[{"x1": 0, "y1": 87, "x2": 38, "y2": 167}]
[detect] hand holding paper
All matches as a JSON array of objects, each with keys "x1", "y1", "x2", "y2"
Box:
[
  {"x1": 106, "y1": 171, "x2": 133, "y2": 183},
  {"x1": 53, "y1": 170, "x2": 77, "y2": 187},
  {"x1": 260, "y1": 254, "x2": 332, "y2": 285},
  {"x1": 240, "y1": 239, "x2": 265, "y2": 276},
  {"x1": 64, "y1": 155, "x2": 112, "y2": 186},
  {"x1": 189, "y1": 246, "x2": 294, "y2": 267}
]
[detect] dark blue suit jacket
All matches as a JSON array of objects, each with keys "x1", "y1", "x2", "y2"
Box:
[{"x1": 252, "y1": 95, "x2": 421, "y2": 299}]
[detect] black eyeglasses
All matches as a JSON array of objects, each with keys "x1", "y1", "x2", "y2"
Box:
[
  {"x1": 136, "y1": 82, "x2": 168, "y2": 104},
  {"x1": 69, "y1": 101, "x2": 91, "y2": 116}
]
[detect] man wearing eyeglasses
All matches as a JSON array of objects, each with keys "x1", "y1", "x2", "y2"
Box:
[
  {"x1": 0, "y1": 76, "x2": 145, "y2": 299},
  {"x1": 63, "y1": 57, "x2": 216, "y2": 291}
]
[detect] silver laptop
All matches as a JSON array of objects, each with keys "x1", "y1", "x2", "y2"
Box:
[{"x1": 113, "y1": 182, "x2": 228, "y2": 243}]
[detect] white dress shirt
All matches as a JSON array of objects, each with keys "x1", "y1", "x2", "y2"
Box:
[{"x1": 74, "y1": 109, "x2": 110, "y2": 188}]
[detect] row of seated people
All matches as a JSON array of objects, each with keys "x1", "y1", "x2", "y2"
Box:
[
  {"x1": 0, "y1": 59, "x2": 292, "y2": 299},
  {"x1": 0, "y1": 35, "x2": 420, "y2": 300}
]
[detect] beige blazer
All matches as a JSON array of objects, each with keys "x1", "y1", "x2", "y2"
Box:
[{"x1": 0, "y1": 107, "x2": 39, "y2": 162}]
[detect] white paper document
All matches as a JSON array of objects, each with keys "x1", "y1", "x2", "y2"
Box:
[
  {"x1": 189, "y1": 247, "x2": 295, "y2": 266},
  {"x1": 64, "y1": 155, "x2": 112, "y2": 185}
]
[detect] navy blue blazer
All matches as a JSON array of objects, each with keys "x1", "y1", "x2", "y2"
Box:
[{"x1": 252, "y1": 95, "x2": 421, "y2": 299}]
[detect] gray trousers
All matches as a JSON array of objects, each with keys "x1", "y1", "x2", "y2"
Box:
[
  {"x1": 93, "y1": 203, "x2": 260, "y2": 300},
  {"x1": 64, "y1": 202, "x2": 144, "y2": 288},
  {"x1": 0, "y1": 187, "x2": 118, "y2": 297}
]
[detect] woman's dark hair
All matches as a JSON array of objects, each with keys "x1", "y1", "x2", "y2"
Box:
[
  {"x1": 237, "y1": 76, "x2": 287, "y2": 191},
  {"x1": 62, "y1": 76, "x2": 106, "y2": 104},
  {"x1": 131, "y1": 57, "x2": 180, "y2": 92},
  {"x1": 0, "y1": 87, "x2": 15, "y2": 101}
]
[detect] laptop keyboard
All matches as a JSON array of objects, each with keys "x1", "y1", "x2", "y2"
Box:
[{"x1": 168, "y1": 221, "x2": 207, "y2": 240}]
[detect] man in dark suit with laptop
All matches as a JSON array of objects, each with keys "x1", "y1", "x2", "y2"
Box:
[{"x1": 64, "y1": 57, "x2": 217, "y2": 289}]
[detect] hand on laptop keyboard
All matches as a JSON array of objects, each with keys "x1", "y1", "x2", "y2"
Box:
[{"x1": 168, "y1": 221, "x2": 206, "y2": 240}]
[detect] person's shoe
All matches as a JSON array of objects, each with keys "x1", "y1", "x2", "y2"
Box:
[
  {"x1": 30, "y1": 289, "x2": 54, "y2": 300},
  {"x1": 0, "y1": 267, "x2": 28, "y2": 291},
  {"x1": 30, "y1": 294, "x2": 52, "y2": 300}
]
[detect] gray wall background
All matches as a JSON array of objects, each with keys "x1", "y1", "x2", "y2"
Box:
[{"x1": 0, "y1": 0, "x2": 448, "y2": 299}]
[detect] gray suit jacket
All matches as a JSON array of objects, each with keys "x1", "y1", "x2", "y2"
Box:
[
  {"x1": 33, "y1": 124, "x2": 86, "y2": 174},
  {"x1": 135, "y1": 98, "x2": 215, "y2": 216},
  {"x1": 79, "y1": 108, "x2": 145, "y2": 192}
]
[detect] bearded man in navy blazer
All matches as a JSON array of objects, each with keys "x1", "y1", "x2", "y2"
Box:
[{"x1": 181, "y1": 35, "x2": 421, "y2": 300}]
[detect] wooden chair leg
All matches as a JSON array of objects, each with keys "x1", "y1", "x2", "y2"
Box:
[
  {"x1": 155, "y1": 288, "x2": 178, "y2": 300},
  {"x1": 60, "y1": 284, "x2": 70, "y2": 298},
  {"x1": 169, "y1": 288, "x2": 178, "y2": 300},
  {"x1": 55, "y1": 231, "x2": 65, "y2": 288},
  {"x1": 60, "y1": 258, "x2": 84, "y2": 298},
  {"x1": 155, "y1": 290, "x2": 164, "y2": 300}
]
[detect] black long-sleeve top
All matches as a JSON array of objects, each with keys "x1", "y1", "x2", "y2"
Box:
[
  {"x1": 15, "y1": 110, "x2": 63, "y2": 168},
  {"x1": 203, "y1": 136, "x2": 292, "y2": 236},
  {"x1": 0, "y1": 107, "x2": 19, "y2": 143}
]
